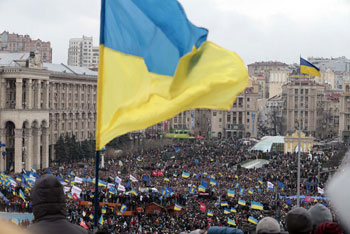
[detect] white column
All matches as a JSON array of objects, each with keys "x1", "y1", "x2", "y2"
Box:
[
  {"x1": 0, "y1": 79, "x2": 6, "y2": 108},
  {"x1": 24, "y1": 128, "x2": 33, "y2": 171},
  {"x1": 25, "y1": 79, "x2": 32, "y2": 109},
  {"x1": 14, "y1": 129, "x2": 23, "y2": 173},
  {"x1": 34, "y1": 80, "x2": 41, "y2": 109},
  {"x1": 32, "y1": 128, "x2": 41, "y2": 169},
  {"x1": 16, "y1": 78, "x2": 23, "y2": 110},
  {"x1": 43, "y1": 81, "x2": 49, "y2": 109},
  {"x1": 0, "y1": 128, "x2": 6, "y2": 171},
  {"x1": 41, "y1": 128, "x2": 49, "y2": 168}
]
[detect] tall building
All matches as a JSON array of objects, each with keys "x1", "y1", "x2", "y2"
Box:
[
  {"x1": 0, "y1": 31, "x2": 52, "y2": 63},
  {"x1": 211, "y1": 86, "x2": 259, "y2": 138},
  {"x1": 248, "y1": 61, "x2": 290, "y2": 98},
  {"x1": 339, "y1": 82, "x2": 350, "y2": 141},
  {"x1": 0, "y1": 52, "x2": 97, "y2": 173},
  {"x1": 67, "y1": 36, "x2": 99, "y2": 68},
  {"x1": 281, "y1": 75, "x2": 328, "y2": 138}
]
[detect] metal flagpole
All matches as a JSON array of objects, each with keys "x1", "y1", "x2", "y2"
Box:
[
  {"x1": 296, "y1": 73, "x2": 302, "y2": 207},
  {"x1": 94, "y1": 150, "x2": 100, "y2": 227}
]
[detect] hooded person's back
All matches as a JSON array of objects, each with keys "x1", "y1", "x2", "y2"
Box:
[{"x1": 28, "y1": 174, "x2": 89, "y2": 234}]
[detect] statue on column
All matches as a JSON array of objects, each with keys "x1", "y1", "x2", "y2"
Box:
[{"x1": 29, "y1": 51, "x2": 43, "y2": 69}]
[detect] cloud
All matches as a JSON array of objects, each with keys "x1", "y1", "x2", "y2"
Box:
[{"x1": 1, "y1": 0, "x2": 349, "y2": 65}]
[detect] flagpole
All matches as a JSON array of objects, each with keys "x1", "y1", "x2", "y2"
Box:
[
  {"x1": 296, "y1": 70, "x2": 302, "y2": 207},
  {"x1": 94, "y1": 150, "x2": 100, "y2": 227}
]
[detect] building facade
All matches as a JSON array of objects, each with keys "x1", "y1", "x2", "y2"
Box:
[
  {"x1": 67, "y1": 36, "x2": 99, "y2": 68},
  {"x1": 281, "y1": 75, "x2": 328, "y2": 138},
  {"x1": 0, "y1": 53, "x2": 97, "y2": 173},
  {"x1": 211, "y1": 86, "x2": 259, "y2": 138},
  {"x1": 0, "y1": 31, "x2": 52, "y2": 63},
  {"x1": 339, "y1": 82, "x2": 350, "y2": 141}
]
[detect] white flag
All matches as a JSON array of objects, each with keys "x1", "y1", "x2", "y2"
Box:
[
  {"x1": 115, "y1": 176, "x2": 122, "y2": 184},
  {"x1": 107, "y1": 183, "x2": 115, "y2": 189},
  {"x1": 117, "y1": 184, "x2": 125, "y2": 192},
  {"x1": 267, "y1": 181, "x2": 274, "y2": 190},
  {"x1": 74, "y1": 176, "x2": 83, "y2": 184},
  {"x1": 317, "y1": 187, "x2": 324, "y2": 194},
  {"x1": 71, "y1": 185, "x2": 82, "y2": 197},
  {"x1": 64, "y1": 186, "x2": 71, "y2": 193},
  {"x1": 130, "y1": 175, "x2": 138, "y2": 182}
]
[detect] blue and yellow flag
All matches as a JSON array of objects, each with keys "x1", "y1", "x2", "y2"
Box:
[
  {"x1": 248, "y1": 216, "x2": 258, "y2": 225},
  {"x1": 238, "y1": 199, "x2": 246, "y2": 206},
  {"x1": 99, "y1": 215, "x2": 104, "y2": 225},
  {"x1": 231, "y1": 207, "x2": 237, "y2": 213},
  {"x1": 251, "y1": 201, "x2": 264, "y2": 210},
  {"x1": 89, "y1": 214, "x2": 94, "y2": 220},
  {"x1": 19, "y1": 189, "x2": 26, "y2": 201},
  {"x1": 198, "y1": 185, "x2": 206, "y2": 192},
  {"x1": 96, "y1": 0, "x2": 248, "y2": 150},
  {"x1": 121, "y1": 204, "x2": 127, "y2": 214},
  {"x1": 221, "y1": 201, "x2": 229, "y2": 207},
  {"x1": 224, "y1": 208, "x2": 231, "y2": 214},
  {"x1": 227, "y1": 218, "x2": 236, "y2": 226},
  {"x1": 182, "y1": 172, "x2": 190, "y2": 178},
  {"x1": 207, "y1": 210, "x2": 214, "y2": 216},
  {"x1": 300, "y1": 57, "x2": 321, "y2": 77},
  {"x1": 227, "y1": 189, "x2": 235, "y2": 197},
  {"x1": 174, "y1": 204, "x2": 182, "y2": 211}
]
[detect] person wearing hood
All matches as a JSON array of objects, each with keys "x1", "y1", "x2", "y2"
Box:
[{"x1": 28, "y1": 174, "x2": 89, "y2": 234}]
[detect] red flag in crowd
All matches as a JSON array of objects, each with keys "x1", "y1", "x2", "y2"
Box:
[
  {"x1": 157, "y1": 170, "x2": 164, "y2": 177},
  {"x1": 200, "y1": 202, "x2": 206, "y2": 212},
  {"x1": 152, "y1": 170, "x2": 157, "y2": 176},
  {"x1": 305, "y1": 196, "x2": 314, "y2": 202},
  {"x1": 207, "y1": 217, "x2": 214, "y2": 222},
  {"x1": 80, "y1": 219, "x2": 88, "y2": 229},
  {"x1": 73, "y1": 194, "x2": 78, "y2": 201}
]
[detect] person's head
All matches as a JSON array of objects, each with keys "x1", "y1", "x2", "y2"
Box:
[
  {"x1": 31, "y1": 174, "x2": 66, "y2": 220},
  {"x1": 314, "y1": 222, "x2": 343, "y2": 234},
  {"x1": 256, "y1": 217, "x2": 280, "y2": 234},
  {"x1": 308, "y1": 204, "x2": 333, "y2": 229},
  {"x1": 286, "y1": 207, "x2": 313, "y2": 234}
]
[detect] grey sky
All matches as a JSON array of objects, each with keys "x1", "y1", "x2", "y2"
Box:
[{"x1": 1, "y1": 0, "x2": 349, "y2": 65}]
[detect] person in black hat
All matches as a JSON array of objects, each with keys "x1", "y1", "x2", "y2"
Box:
[
  {"x1": 286, "y1": 207, "x2": 313, "y2": 234},
  {"x1": 28, "y1": 174, "x2": 89, "y2": 234}
]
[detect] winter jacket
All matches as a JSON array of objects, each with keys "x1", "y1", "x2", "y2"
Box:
[{"x1": 28, "y1": 174, "x2": 89, "y2": 234}]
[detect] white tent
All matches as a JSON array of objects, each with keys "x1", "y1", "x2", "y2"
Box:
[{"x1": 250, "y1": 136, "x2": 284, "y2": 152}]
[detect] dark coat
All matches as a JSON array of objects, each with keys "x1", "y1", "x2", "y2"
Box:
[{"x1": 28, "y1": 174, "x2": 89, "y2": 234}]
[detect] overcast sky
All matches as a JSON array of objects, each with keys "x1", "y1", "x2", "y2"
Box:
[{"x1": 1, "y1": 0, "x2": 349, "y2": 65}]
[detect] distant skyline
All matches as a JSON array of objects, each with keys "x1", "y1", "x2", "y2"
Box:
[{"x1": 1, "y1": 0, "x2": 349, "y2": 65}]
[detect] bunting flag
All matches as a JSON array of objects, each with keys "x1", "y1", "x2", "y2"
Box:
[
  {"x1": 182, "y1": 172, "x2": 190, "y2": 178},
  {"x1": 121, "y1": 204, "x2": 127, "y2": 213},
  {"x1": 207, "y1": 210, "x2": 214, "y2": 216},
  {"x1": 227, "y1": 189, "x2": 235, "y2": 197},
  {"x1": 221, "y1": 201, "x2": 229, "y2": 207},
  {"x1": 251, "y1": 201, "x2": 264, "y2": 210},
  {"x1": 99, "y1": 215, "x2": 104, "y2": 225},
  {"x1": 19, "y1": 189, "x2": 26, "y2": 201},
  {"x1": 267, "y1": 181, "x2": 274, "y2": 191},
  {"x1": 131, "y1": 189, "x2": 138, "y2": 196},
  {"x1": 174, "y1": 204, "x2": 182, "y2": 211},
  {"x1": 227, "y1": 218, "x2": 236, "y2": 226},
  {"x1": 200, "y1": 202, "x2": 206, "y2": 212},
  {"x1": 248, "y1": 216, "x2": 258, "y2": 225},
  {"x1": 130, "y1": 175, "x2": 138, "y2": 182},
  {"x1": 11, "y1": 218, "x2": 19, "y2": 225},
  {"x1": 198, "y1": 185, "x2": 206, "y2": 192},
  {"x1": 80, "y1": 218, "x2": 88, "y2": 230},
  {"x1": 238, "y1": 199, "x2": 246, "y2": 206}
]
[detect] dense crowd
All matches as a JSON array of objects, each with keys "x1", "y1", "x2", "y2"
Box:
[{"x1": 0, "y1": 138, "x2": 346, "y2": 233}]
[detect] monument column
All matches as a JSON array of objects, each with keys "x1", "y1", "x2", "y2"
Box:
[
  {"x1": 32, "y1": 128, "x2": 41, "y2": 169},
  {"x1": 15, "y1": 78, "x2": 23, "y2": 110},
  {"x1": 24, "y1": 128, "x2": 33, "y2": 171},
  {"x1": 41, "y1": 128, "x2": 49, "y2": 168},
  {"x1": 14, "y1": 129, "x2": 23, "y2": 173}
]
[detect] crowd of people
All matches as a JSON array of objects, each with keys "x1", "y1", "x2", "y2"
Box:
[{"x1": 0, "y1": 138, "x2": 347, "y2": 233}]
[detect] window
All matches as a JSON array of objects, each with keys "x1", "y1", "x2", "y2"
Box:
[
  {"x1": 213, "y1": 112, "x2": 217, "y2": 116},
  {"x1": 247, "y1": 98, "x2": 250, "y2": 102},
  {"x1": 219, "y1": 118, "x2": 222, "y2": 122}
]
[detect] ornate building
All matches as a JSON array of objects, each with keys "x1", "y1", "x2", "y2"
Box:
[
  {"x1": 0, "y1": 31, "x2": 52, "y2": 63},
  {"x1": 0, "y1": 53, "x2": 97, "y2": 173}
]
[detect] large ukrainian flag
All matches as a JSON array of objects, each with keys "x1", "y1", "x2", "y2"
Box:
[
  {"x1": 96, "y1": 0, "x2": 248, "y2": 150},
  {"x1": 300, "y1": 57, "x2": 321, "y2": 77}
]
